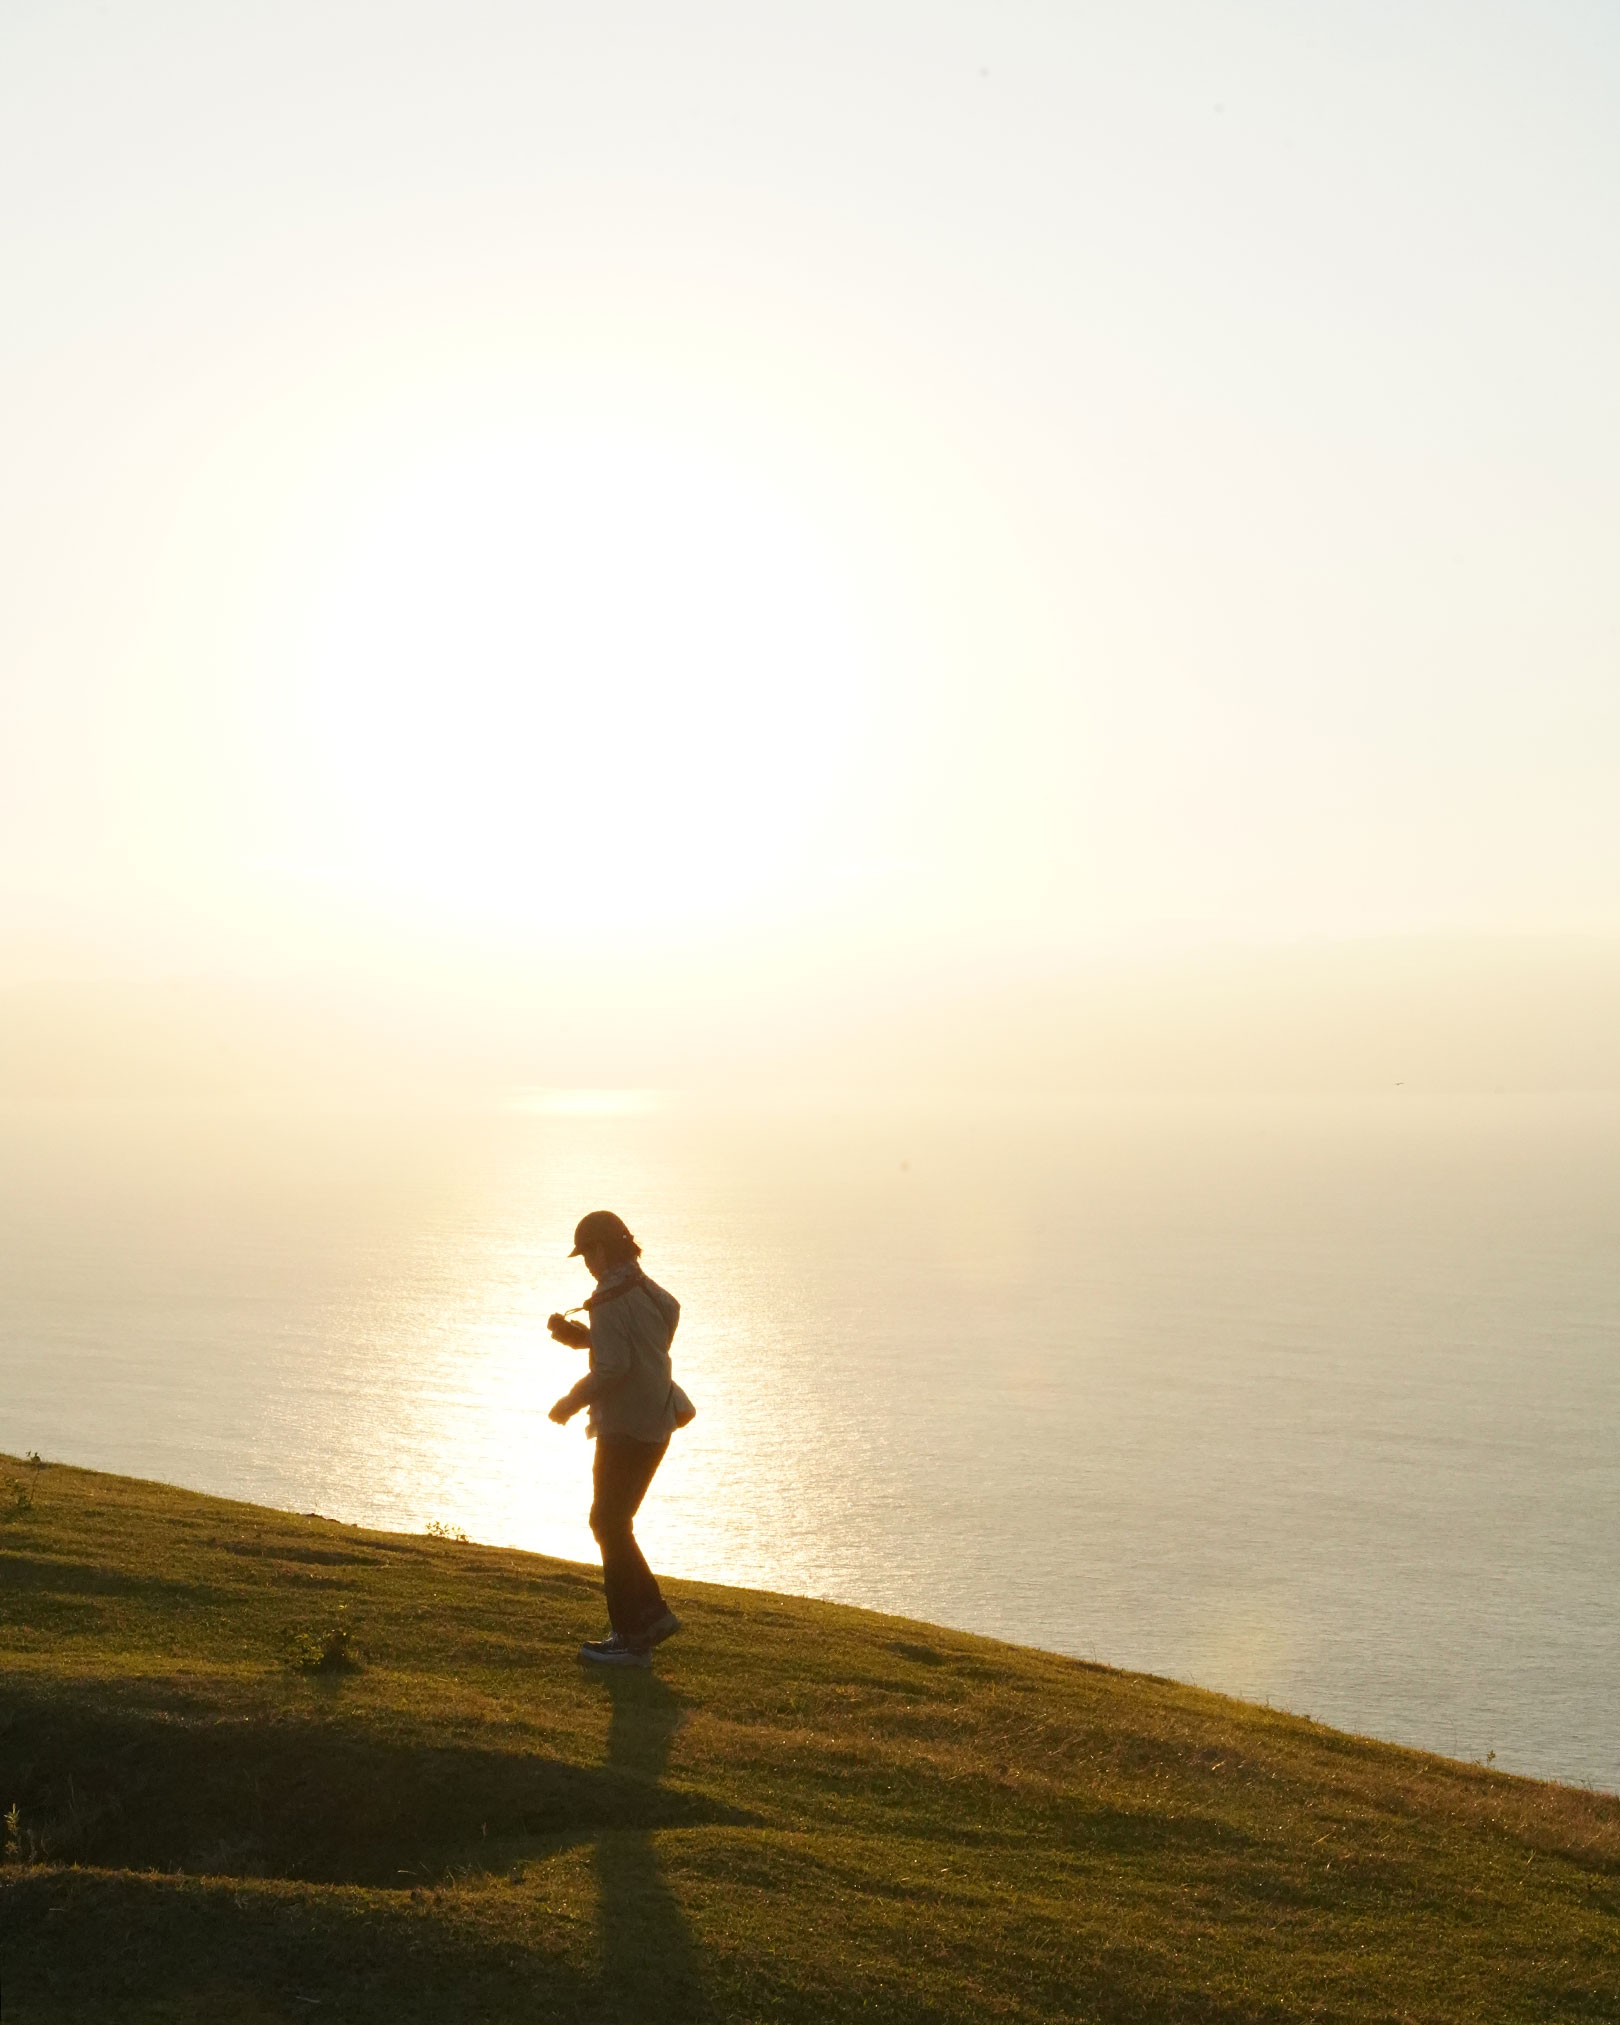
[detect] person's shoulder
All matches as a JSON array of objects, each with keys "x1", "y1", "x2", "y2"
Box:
[{"x1": 635, "y1": 1275, "x2": 680, "y2": 1323}]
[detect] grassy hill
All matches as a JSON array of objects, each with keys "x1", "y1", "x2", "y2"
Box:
[{"x1": 1, "y1": 1455, "x2": 1615, "y2": 2023}]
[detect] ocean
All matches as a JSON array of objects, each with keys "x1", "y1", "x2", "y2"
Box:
[{"x1": 2, "y1": 1088, "x2": 1616, "y2": 1791}]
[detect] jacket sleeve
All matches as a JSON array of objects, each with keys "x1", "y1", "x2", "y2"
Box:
[{"x1": 567, "y1": 1299, "x2": 633, "y2": 1405}]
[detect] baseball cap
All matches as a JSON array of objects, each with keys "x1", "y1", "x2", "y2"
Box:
[{"x1": 569, "y1": 1209, "x2": 636, "y2": 1256}]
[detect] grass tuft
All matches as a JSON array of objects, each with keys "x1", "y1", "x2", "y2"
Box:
[{"x1": 284, "y1": 1603, "x2": 363, "y2": 1674}]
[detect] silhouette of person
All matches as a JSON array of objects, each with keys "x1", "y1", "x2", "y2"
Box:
[{"x1": 547, "y1": 1210, "x2": 695, "y2": 1667}]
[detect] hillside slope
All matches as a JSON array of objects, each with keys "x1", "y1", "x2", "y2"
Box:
[{"x1": 1, "y1": 1456, "x2": 1615, "y2": 2023}]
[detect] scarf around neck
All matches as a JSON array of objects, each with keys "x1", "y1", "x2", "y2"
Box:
[{"x1": 583, "y1": 1260, "x2": 645, "y2": 1311}]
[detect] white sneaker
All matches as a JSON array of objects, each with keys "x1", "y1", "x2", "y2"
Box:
[{"x1": 578, "y1": 1633, "x2": 651, "y2": 1669}]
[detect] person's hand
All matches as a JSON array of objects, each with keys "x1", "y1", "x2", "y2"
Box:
[
  {"x1": 548, "y1": 1396, "x2": 577, "y2": 1426},
  {"x1": 547, "y1": 1313, "x2": 590, "y2": 1348}
]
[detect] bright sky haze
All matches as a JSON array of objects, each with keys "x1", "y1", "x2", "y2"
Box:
[{"x1": 3, "y1": 1, "x2": 1618, "y2": 1086}]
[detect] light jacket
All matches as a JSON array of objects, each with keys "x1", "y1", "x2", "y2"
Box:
[{"x1": 562, "y1": 1272, "x2": 693, "y2": 1443}]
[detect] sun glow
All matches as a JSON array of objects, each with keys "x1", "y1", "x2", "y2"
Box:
[{"x1": 251, "y1": 399, "x2": 896, "y2": 944}]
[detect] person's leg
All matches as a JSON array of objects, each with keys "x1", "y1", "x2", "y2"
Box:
[
  {"x1": 590, "y1": 1436, "x2": 669, "y2": 1637},
  {"x1": 614, "y1": 1436, "x2": 669, "y2": 1632},
  {"x1": 589, "y1": 1436, "x2": 639, "y2": 1636}
]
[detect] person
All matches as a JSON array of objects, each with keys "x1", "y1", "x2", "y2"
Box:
[{"x1": 547, "y1": 1209, "x2": 695, "y2": 1668}]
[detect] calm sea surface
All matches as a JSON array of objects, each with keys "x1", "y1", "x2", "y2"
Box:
[{"x1": 2, "y1": 1090, "x2": 1616, "y2": 1791}]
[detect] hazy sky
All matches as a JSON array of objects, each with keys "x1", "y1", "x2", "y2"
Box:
[{"x1": 3, "y1": 2, "x2": 1618, "y2": 1074}]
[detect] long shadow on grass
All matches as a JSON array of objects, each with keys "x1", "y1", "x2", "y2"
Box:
[
  {"x1": 0, "y1": 1677, "x2": 753, "y2": 1887},
  {"x1": 0, "y1": 1864, "x2": 604, "y2": 2025},
  {"x1": 587, "y1": 1669, "x2": 712, "y2": 2021},
  {"x1": 0, "y1": 1548, "x2": 228, "y2": 1606}
]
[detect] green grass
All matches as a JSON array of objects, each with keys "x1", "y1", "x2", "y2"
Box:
[{"x1": 1, "y1": 1456, "x2": 1615, "y2": 2023}]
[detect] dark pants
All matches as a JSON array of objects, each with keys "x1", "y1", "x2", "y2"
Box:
[{"x1": 589, "y1": 1434, "x2": 670, "y2": 1639}]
